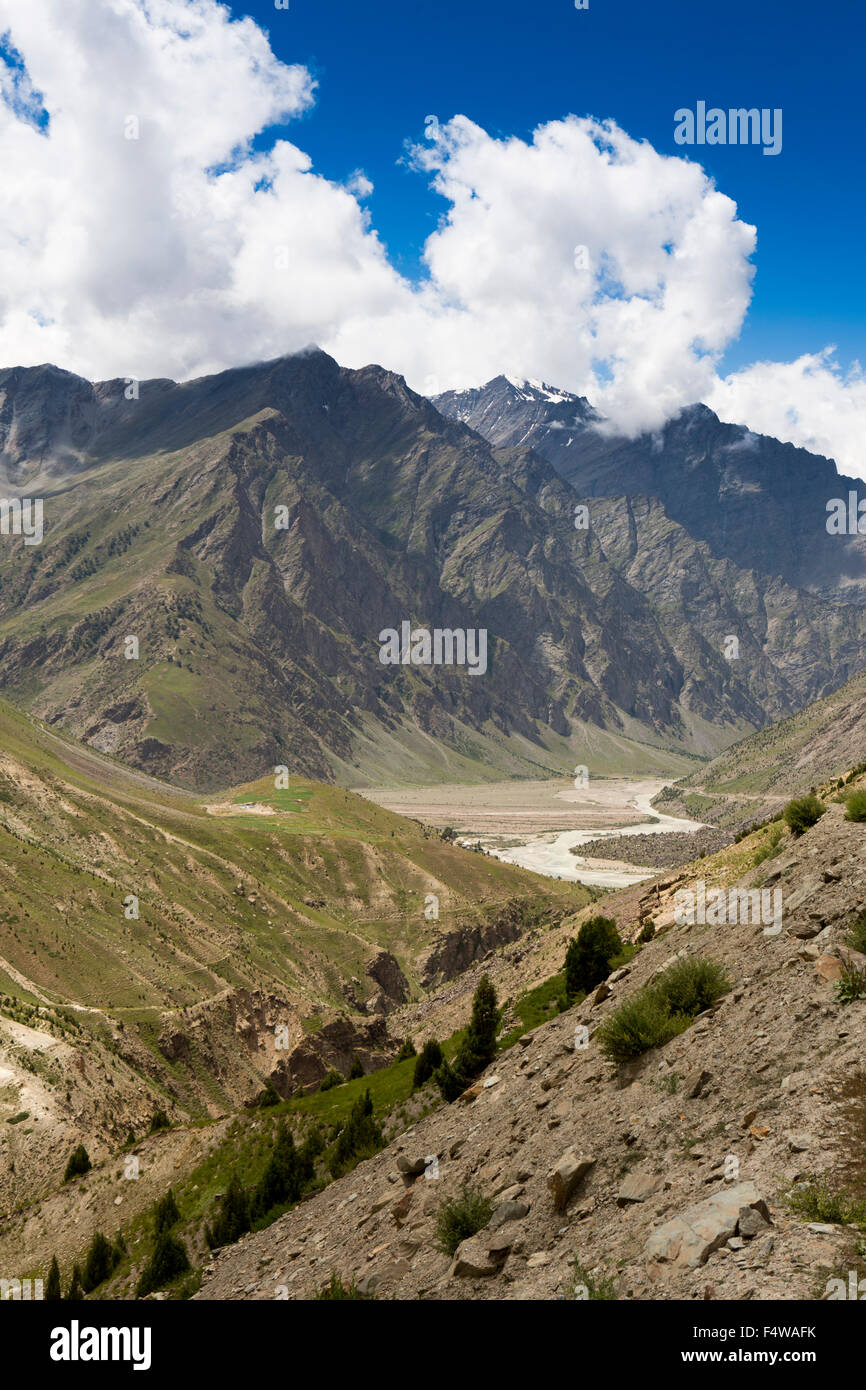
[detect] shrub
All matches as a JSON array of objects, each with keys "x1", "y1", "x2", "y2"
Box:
[
  {"x1": 434, "y1": 1185, "x2": 494, "y2": 1256},
  {"x1": 64, "y1": 1145, "x2": 91, "y2": 1182},
  {"x1": 787, "y1": 1178, "x2": 866, "y2": 1227},
  {"x1": 149, "y1": 1109, "x2": 170, "y2": 1133},
  {"x1": 637, "y1": 918, "x2": 655, "y2": 944},
  {"x1": 396, "y1": 1038, "x2": 416, "y2": 1061},
  {"x1": 654, "y1": 956, "x2": 730, "y2": 1018},
  {"x1": 844, "y1": 789, "x2": 866, "y2": 823},
  {"x1": 259, "y1": 1081, "x2": 280, "y2": 1107},
  {"x1": 318, "y1": 1069, "x2": 343, "y2": 1092},
  {"x1": 412, "y1": 1039, "x2": 443, "y2": 1089},
  {"x1": 564, "y1": 916, "x2": 623, "y2": 999},
  {"x1": 836, "y1": 962, "x2": 866, "y2": 1005},
  {"x1": 597, "y1": 956, "x2": 730, "y2": 1064},
  {"x1": 348, "y1": 1054, "x2": 364, "y2": 1080},
  {"x1": 564, "y1": 1258, "x2": 618, "y2": 1300},
  {"x1": 65, "y1": 1265, "x2": 84, "y2": 1301},
  {"x1": 136, "y1": 1232, "x2": 190, "y2": 1298},
  {"x1": 783, "y1": 793, "x2": 825, "y2": 838},
  {"x1": 596, "y1": 989, "x2": 686, "y2": 1064}
]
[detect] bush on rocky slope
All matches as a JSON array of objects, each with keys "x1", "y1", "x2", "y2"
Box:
[
  {"x1": 597, "y1": 956, "x2": 730, "y2": 1064},
  {"x1": 783, "y1": 792, "x2": 826, "y2": 837},
  {"x1": 434, "y1": 1184, "x2": 494, "y2": 1256}
]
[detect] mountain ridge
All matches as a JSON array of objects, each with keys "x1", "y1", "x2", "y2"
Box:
[
  {"x1": 0, "y1": 350, "x2": 864, "y2": 790},
  {"x1": 434, "y1": 375, "x2": 866, "y2": 597}
]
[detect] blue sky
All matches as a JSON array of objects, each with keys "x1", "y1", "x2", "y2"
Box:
[
  {"x1": 246, "y1": 0, "x2": 864, "y2": 376},
  {"x1": 2, "y1": 0, "x2": 862, "y2": 470}
]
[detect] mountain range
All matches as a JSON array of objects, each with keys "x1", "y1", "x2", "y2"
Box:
[
  {"x1": 434, "y1": 376, "x2": 866, "y2": 597},
  {"x1": 0, "y1": 352, "x2": 864, "y2": 791}
]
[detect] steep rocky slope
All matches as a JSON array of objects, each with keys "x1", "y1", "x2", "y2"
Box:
[
  {"x1": 653, "y1": 668, "x2": 866, "y2": 829},
  {"x1": 677, "y1": 668, "x2": 866, "y2": 797},
  {"x1": 435, "y1": 376, "x2": 866, "y2": 597},
  {"x1": 196, "y1": 793, "x2": 866, "y2": 1302}
]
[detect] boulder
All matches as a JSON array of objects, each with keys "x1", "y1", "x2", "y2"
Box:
[
  {"x1": 616, "y1": 1172, "x2": 665, "y2": 1206},
  {"x1": 738, "y1": 1205, "x2": 772, "y2": 1239},
  {"x1": 816, "y1": 955, "x2": 843, "y2": 983},
  {"x1": 789, "y1": 921, "x2": 823, "y2": 940},
  {"x1": 645, "y1": 1183, "x2": 770, "y2": 1270},
  {"x1": 450, "y1": 1236, "x2": 507, "y2": 1278},
  {"x1": 547, "y1": 1149, "x2": 596, "y2": 1211},
  {"x1": 487, "y1": 1199, "x2": 530, "y2": 1230},
  {"x1": 686, "y1": 1069, "x2": 713, "y2": 1099},
  {"x1": 785, "y1": 1133, "x2": 812, "y2": 1153},
  {"x1": 396, "y1": 1155, "x2": 427, "y2": 1176},
  {"x1": 391, "y1": 1190, "x2": 413, "y2": 1224}
]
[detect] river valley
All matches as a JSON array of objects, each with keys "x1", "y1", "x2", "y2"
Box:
[{"x1": 356, "y1": 778, "x2": 708, "y2": 888}]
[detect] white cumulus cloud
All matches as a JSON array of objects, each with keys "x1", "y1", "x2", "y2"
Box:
[
  {"x1": 707, "y1": 350, "x2": 866, "y2": 478},
  {"x1": 0, "y1": 0, "x2": 862, "y2": 477}
]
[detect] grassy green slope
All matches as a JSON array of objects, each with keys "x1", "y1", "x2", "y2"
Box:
[{"x1": 0, "y1": 695, "x2": 589, "y2": 1022}]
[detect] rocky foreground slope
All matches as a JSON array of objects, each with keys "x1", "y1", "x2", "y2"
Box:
[{"x1": 196, "y1": 797, "x2": 866, "y2": 1302}]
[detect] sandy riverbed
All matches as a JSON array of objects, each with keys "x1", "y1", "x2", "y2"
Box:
[{"x1": 355, "y1": 778, "x2": 707, "y2": 888}]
